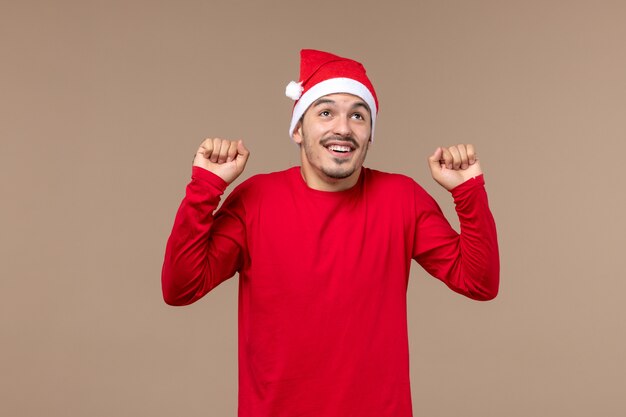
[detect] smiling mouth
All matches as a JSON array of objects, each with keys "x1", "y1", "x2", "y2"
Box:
[
  {"x1": 322, "y1": 138, "x2": 358, "y2": 157},
  {"x1": 326, "y1": 144, "x2": 353, "y2": 153}
]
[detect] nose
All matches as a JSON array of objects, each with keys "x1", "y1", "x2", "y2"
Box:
[{"x1": 332, "y1": 115, "x2": 352, "y2": 137}]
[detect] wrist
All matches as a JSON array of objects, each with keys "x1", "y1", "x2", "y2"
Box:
[{"x1": 192, "y1": 166, "x2": 229, "y2": 190}]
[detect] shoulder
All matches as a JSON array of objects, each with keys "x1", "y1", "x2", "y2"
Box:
[
  {"x1": 362, "y1": 168, "x2": 437, "y2": 207},
  {"x1": 363, "y1": 168, "x2": 426, "y2": 193},
  {"x1": 227, "y1": 167, "x2": 296, "y2": 199}
]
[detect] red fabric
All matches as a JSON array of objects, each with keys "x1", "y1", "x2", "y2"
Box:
[
  {"x1": 298, "y1": 49, "x2": 378, "y2": 111},
  {"x1": 162, "y1": 166, "x2": 499, "y2": 417}
]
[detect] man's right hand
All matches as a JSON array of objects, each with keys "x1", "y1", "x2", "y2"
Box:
[{"x1": 193, "y1": 138, "x2": 250, "y2": 184}]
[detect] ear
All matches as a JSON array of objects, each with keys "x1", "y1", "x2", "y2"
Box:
[{"x1": 292, "y1": 121, "x2": 303, "y2": 144}]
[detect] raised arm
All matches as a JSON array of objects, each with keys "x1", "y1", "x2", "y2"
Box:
[
  {"x1": 413, "y1": 144, "x2": 499, "y2": 301},
  {"x1": 161, "y1": 138, "x2": 250, "y2": 306}
]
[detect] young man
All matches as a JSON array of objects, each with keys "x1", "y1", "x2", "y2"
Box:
[{"x1": 162, "y1": 49, "x2": 499, "y2": 417}]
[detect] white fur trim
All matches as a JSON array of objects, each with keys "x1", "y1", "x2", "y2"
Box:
[
  {"x1": 285, "y1": 81, "x2": 303, "y2": 100},
  {"x1": 288, "y1": 78, "x2": 377, "y2": 141}
]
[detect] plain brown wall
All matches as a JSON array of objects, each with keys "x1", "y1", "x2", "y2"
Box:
[{"x1": 2, "y1": 0, "x2": 625, "y2": 416}]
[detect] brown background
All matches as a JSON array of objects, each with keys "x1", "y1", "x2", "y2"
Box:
[{"x1": 2, "y1": 0, "x2": 625, "y2": 416}]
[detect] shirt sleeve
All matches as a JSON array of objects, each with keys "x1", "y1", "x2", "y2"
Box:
[
  {"x1": 161, "y1": 166, "x2": 246, "y2": 306},
  {"x1": 412, "y1": 175, "x2": 500, "y2": 301}
]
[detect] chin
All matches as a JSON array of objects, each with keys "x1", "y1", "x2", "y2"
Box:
[{"x1": 322, "y1": 166, "x2": 357, "y2": 180}]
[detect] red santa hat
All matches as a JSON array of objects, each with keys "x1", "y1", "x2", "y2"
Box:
[{"x1": 285, "y1": 49, "x2": 379, "y2": 140}]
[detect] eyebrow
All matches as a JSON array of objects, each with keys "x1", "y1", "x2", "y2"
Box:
[
  {"x1": 312, "y1": 98, "x2": 337, "y2": 107},
  {"x1": 351, "y1": 102, "x2": 370, "y2": 112},
  {"x1": 312, "y1": 98, "x2": 370, "y2": 112}
]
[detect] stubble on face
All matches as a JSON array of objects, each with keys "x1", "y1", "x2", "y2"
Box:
[
  {"x1": 294, "y1": 93, "x2": 372, "y2": 190},
  {"x1": 300, "y1": 123, "x2": 369, "y2": 180},
  {"x1": 314, "y1": 135, "x2": 367, "y2": 180}
]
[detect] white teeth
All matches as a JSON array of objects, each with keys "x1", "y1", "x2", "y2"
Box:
[{"x1": 328, "y1": 145, "x2": 351, "y2": 153}]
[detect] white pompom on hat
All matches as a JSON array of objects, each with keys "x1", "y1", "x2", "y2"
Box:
[{"x1": 285, "y1": 49, "x2": 379, "y2": 140}]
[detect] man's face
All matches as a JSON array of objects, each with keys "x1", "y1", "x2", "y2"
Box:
[{"x1": 292, "y1": 93, "x2": 372, "y2": 191}]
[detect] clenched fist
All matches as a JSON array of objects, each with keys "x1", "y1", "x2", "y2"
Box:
[
  {"x1": 193, "y1": 138, "x2": 250, "y2": 184},
  {"x1": 428, "y1": 144, "x2": 483, "y2": 191}
]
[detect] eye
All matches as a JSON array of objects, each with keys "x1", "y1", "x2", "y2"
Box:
[
  {"x1": 319, "y1": 110, "x2": 331, "y2": 117},
  {"x1": 351, "y1": 112, "x2": 364, "y2": 120}
]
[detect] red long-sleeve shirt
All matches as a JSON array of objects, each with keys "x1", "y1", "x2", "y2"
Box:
[{"x1": 162, "y1": 166, "x2": 499, "y2": 417}]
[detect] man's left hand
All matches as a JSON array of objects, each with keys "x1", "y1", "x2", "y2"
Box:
[{"x1": 428, "y1": 144, "x2": 483, "y2": 191}]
